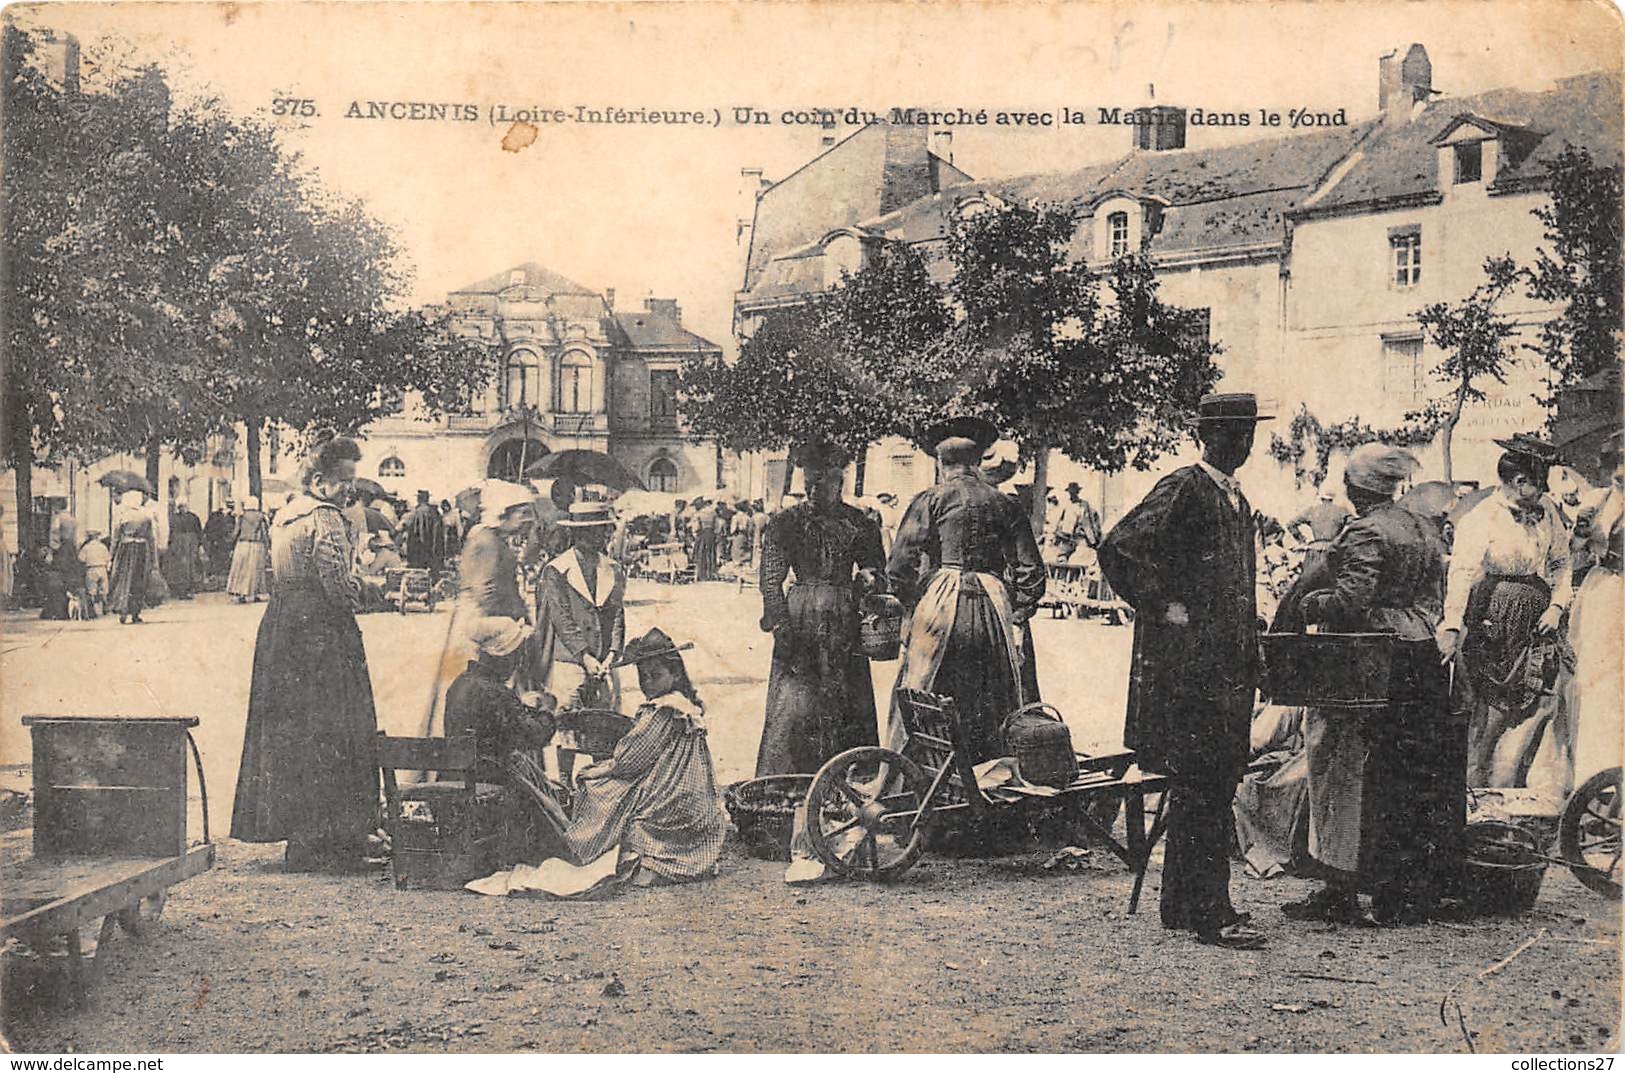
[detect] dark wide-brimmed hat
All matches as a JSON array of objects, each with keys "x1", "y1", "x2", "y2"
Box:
[
  {"x1": 556, "y1": 502, "x2": 616, "y2": 528},
  {"x1": 1188, "y1": 392, "x2": 1274, "y2": 426},
  {"x1": 791, "y1": 441, "x2": 852, "y2": 471},
  {"x1": 619, "y1": 627, "x2": 692, "y2": 667},
  {"x1": 922, "y1": 415, "x2": 999, "y2": 453},
  {"x1": 1493, "y1": 433, "x2": 1561, "y2": 466}
]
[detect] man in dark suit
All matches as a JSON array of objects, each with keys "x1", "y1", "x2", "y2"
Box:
[{"x1": 1099, "y1": 392, "x2": 1271, "y2": 950}]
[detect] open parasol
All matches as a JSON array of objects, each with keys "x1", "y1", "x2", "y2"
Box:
[
  {"x1": 97, "y1": 470, "x2": 154, "y2": 496},
  {"x1": 526, "y1": 449, "x2": 645, "y2": 492},
  {"x1": 614, "y1": 489, "x2": 682, "y2": 518}
]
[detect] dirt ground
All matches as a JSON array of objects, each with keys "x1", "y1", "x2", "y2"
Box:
[{"x1": 4, "y1": 834, "x2": 1620, "y2": 1054}]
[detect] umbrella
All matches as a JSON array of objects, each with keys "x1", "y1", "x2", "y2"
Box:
[
  {"x1": 362, "y1": 505, "x2": 396, "y2": 533},
  {"x1": 97, "y1": 469, "x2": 153, "y2": 496},
  {"x1": 351, "y1": 477, "x2": 387, "y2": 501},
  {"x1": 526, "y1": 450, "x2": 645, "y2": 492},
  {"x1": 1396, "y1": 480, "x2": 1462, "y2": 519},
  {"x1": 1446, "y1": 485, "x2": 1495, "y2": 524}
]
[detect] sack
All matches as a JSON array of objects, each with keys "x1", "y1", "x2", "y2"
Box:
[{"x1": 1001, "y1": 703, "x2": 1077, "y2": 789}]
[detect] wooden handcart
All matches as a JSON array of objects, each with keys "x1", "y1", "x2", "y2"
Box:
[
  {"x1": 803, "y1": 689, "x2": 1170, "y2": 911},
  {"x1": 1040, "y1": 561, "x2": 1132, "y2": 624},
  {"x1": 2, "y1": 717, "x2": 214, "y2": 1006}
]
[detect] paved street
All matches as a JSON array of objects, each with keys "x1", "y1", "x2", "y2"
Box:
[{"x1": 0, "y1": 579, "x2": 1133, "y2": 834}]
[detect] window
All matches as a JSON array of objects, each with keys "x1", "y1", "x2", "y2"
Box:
[
  {"x1": 379, "y1": 455, "x2": 406, "y2": 479},
  {"x1": 1382, "y1": 336, "x2": 1426, "y2": 408},
  {"x1": 1390, "y1": 232, "x2": 1421, "y2": 288},
  {"x1": 504, "y1": 349, "x2": 542, "y2": 409},
  {"x1": 559, "y1": 352, "x2": 593, "y2": 413},
  {"x1": 1108, "y1": 212, "x2": 1131, "y2": 258},
  {"x1": 1454, "y1": 141, "x2": 1483, "y2": 184},
  {"x1": 648, "y1": 456, "x2": 679, "y2": 493},
  {"x1": 650, "y1": 369, "x2": 679, "y2": 429}
]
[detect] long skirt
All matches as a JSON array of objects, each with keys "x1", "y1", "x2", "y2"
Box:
[
  {"x1": 1307, "y1": 643, "x2": 1461, "y2": 901},
  {"x1": 108, "y1": 540, "x2": 151, "y2": 616},
  {"x1": 230, "y1": 582, "x2": 380, "y2": 860},
  {"x1": 165, "y1": 532, "x2": 202, "y2": 598},
  {"x1": 886, "y1": 570, "x2": 1022, "y2": 765},
  {"x1": 1461, "y1": 575, "x2": 1551, "y2": 786},
  {"x1": 756, "y1": 582, "x2": 877, "y2": 777},
  {"x1": 227, "y1": 541, "x2": 270, "y2": 599},
  {"x1": 693, "y1": 530, "x2": 718, "y2": 581}
]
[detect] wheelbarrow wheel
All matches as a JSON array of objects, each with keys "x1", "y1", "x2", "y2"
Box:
[
  {"x1": 805, "y1": 747, "x2": 930, "y2": 882},
  {"x1": 1559, "y1": 766, "x2": 1622, "y2": 899}
]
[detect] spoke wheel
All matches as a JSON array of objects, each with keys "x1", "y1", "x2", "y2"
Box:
[
  {"x1": 1560, "y1": 767, "x2": 1623, "y2": 899},
  {"x1": 805, "y1": 747, "x2": 930, "y2": 882}
]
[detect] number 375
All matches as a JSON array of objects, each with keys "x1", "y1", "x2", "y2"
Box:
[{"x1": 272, "y1": 98, "x2": 317, "y2": 117}]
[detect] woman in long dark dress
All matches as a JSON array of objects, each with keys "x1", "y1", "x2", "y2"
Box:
[
  {"x1": 231, "y1": 437, "x2": 379, "y2": 872},
  {"x1": 165, "y1": 500, "x2": 203, "y2": 599},
  {"x1": 108, "y1": 490, "x2": 157, "y2": 624},
  {"x1": 755, "y1": 442, "x2": 887, "y2": 777}
]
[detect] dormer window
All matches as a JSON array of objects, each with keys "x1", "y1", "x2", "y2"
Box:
[
  {"x1": 1108, "y1": 212, "x2": 1131, "y2": 258},
  {"x1": 1454, "y1": 141, "x2": 1483, "y2": 184}
]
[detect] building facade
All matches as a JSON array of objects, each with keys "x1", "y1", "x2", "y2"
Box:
[{"x1": 731, "y1": 45, "x2": 1621, "y2": 524}]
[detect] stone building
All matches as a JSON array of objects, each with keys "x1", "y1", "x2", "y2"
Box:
[
  {"x1": 360, "y1": 263, "x2": 722, "y2": 501},
  {"x1": 733, "y1": 44, "x2": 1621, "y2": 524}
]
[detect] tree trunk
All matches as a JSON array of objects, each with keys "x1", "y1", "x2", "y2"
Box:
[
  {"x1": 1029, "y1": 445, "x2": 1050, "y2": 536},
  {"x1": 853, "y1": 452, "x2": 867, "y2": 498},
  {"x1": 781, "y1": 448, "x2": 795, "y2": 498},
  {"x1": 245, "y1": 413, "x2": 263, "y2": 504},
  {"x1": 13, "y1": 448, "x2": 32, "y2": 564},
  {"x1": 145, "y1": 435, "x2": 162, "y2": 506},
  {"x1": 1441, "y1": 381, "x2": 1468, "y2": 484}
]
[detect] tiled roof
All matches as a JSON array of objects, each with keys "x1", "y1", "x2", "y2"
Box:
[
  {"x1": 1302, "y1": 71, "x2": 1622, "y2": 213},
  {"x1": 451, "y1": 262, "x2": 600, "y2": 296},
  {"x1": 743, "y1": 123, "x2": 967, "y2": 293},
  {"x1": 613, "y1": 310, "x2": 720, "y2": 352}
]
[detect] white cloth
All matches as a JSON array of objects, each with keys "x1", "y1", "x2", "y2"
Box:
[
  {"x1": 1442, "y1": 489, "x2": 1573, "y2": 632},
  {"x1": 466, "y1": 847, "x2": 623, "y2": 898}
]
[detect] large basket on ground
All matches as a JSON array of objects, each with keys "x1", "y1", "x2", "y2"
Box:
[
  {"x1": 1261, "y1": 632, "x2": 1398, "y2": 708},
  {"x1": 724, "y1": 775, "x2": 812, "y2": 860},
  {"x1": 1461, "y1": 820, "x2": 1546, "y2": 916}
]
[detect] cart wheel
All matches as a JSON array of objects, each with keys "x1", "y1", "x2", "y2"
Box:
[
  {"x1": 116, "y1": 890, "x2": 167, "y2": 936},
  {"x1": 1560, "y1": 766, "x2": 1622, "y2": 899},
  {"x1": 805, "y1": 747, "x2": 930, "y2": 882}
]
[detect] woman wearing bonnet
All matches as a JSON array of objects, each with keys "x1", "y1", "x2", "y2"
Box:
[{"x1": 231, "y1": 436, "x2": 381, "y2": 873}]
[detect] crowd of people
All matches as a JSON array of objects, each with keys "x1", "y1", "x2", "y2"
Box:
[{"x1": 71, "y1": 390, "x2": 1607, "y2": 933}]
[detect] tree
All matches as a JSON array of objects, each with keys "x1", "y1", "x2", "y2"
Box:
[
  {"x1": 1524, "y1": 144, "x2": 1623, "y2": 389},
  {"x1": 685, "y1": 201, "x2": 1221, "y2": 522},
  {"x1": 1412, "y1": 256, "x2": 1521, "y2": 481}
]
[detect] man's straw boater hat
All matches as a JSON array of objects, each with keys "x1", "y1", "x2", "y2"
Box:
[
  {"x1": 556, "y1": 502, "x2": 616, "y2": 528},
  {"x1": 1187, "y1": 392, "x2": 1274, "y2": 427}
]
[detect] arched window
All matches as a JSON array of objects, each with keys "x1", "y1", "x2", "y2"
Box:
[
  {"x1": 505, "y1": 348, "x2": 542, "y2": 410},
  {"x1": 559, "y1": 352, "x2": 593, "y2": 414},
  {"x1": 648, "y1": 456, "x2": 679, "y2": 493},
  {"x1": 1108, "y1": 211, "x2": 1131, "y2": 258},
  {"x1": 487, "y1": 439, "x2": 547, "y2": 481},
  {"x1": 379, "y1": 455, "x2": 406, "y2": 479}
]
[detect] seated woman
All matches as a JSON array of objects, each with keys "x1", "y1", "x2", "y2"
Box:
[
  {"x1": 443, "y1": 616, "x2": 562, "y2": 860},
  {"x1": 553, "y1": 628, "x2": 725, "y2": 885}
]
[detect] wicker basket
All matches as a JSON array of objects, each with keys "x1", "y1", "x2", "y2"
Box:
[
  {"x1": 724, "y1": 775, "x2": 812, "y2": 860},
  {"x1": 558, "y1": 708, "x2": 632, "y2": 758},
  {"x1": 859, "y1": 594, "x2": 904, "y2": 661},
  {"x1": 1261, "y1": 632, "x2": 1397, "y2": 708},
  {"x1": 1462, "y1": 821, "x2": 1546, "y2": 916}
]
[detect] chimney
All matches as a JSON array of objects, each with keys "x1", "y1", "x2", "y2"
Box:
[
  {"x1": 1379, "y1": 44, "x2": 1432, "y2": 123},
  {"x1": 738, "y1": 166, "x2": 766, "y2": 247},
  {"x1": 645, "y1": 297, "x2": 681, "y2": 322},
  {"x1": 604, "y1": 287, "x2": 615, "y2": 311},
  {"x1": 930, "y1": 129, "x2": 954, "y2": 164},
  {"x1": 32, "y1": 31, "x2": 80, "y2": 95},
  {"x1": 1131, "y1": 83, "x2": 1186, "y2": 152}
]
